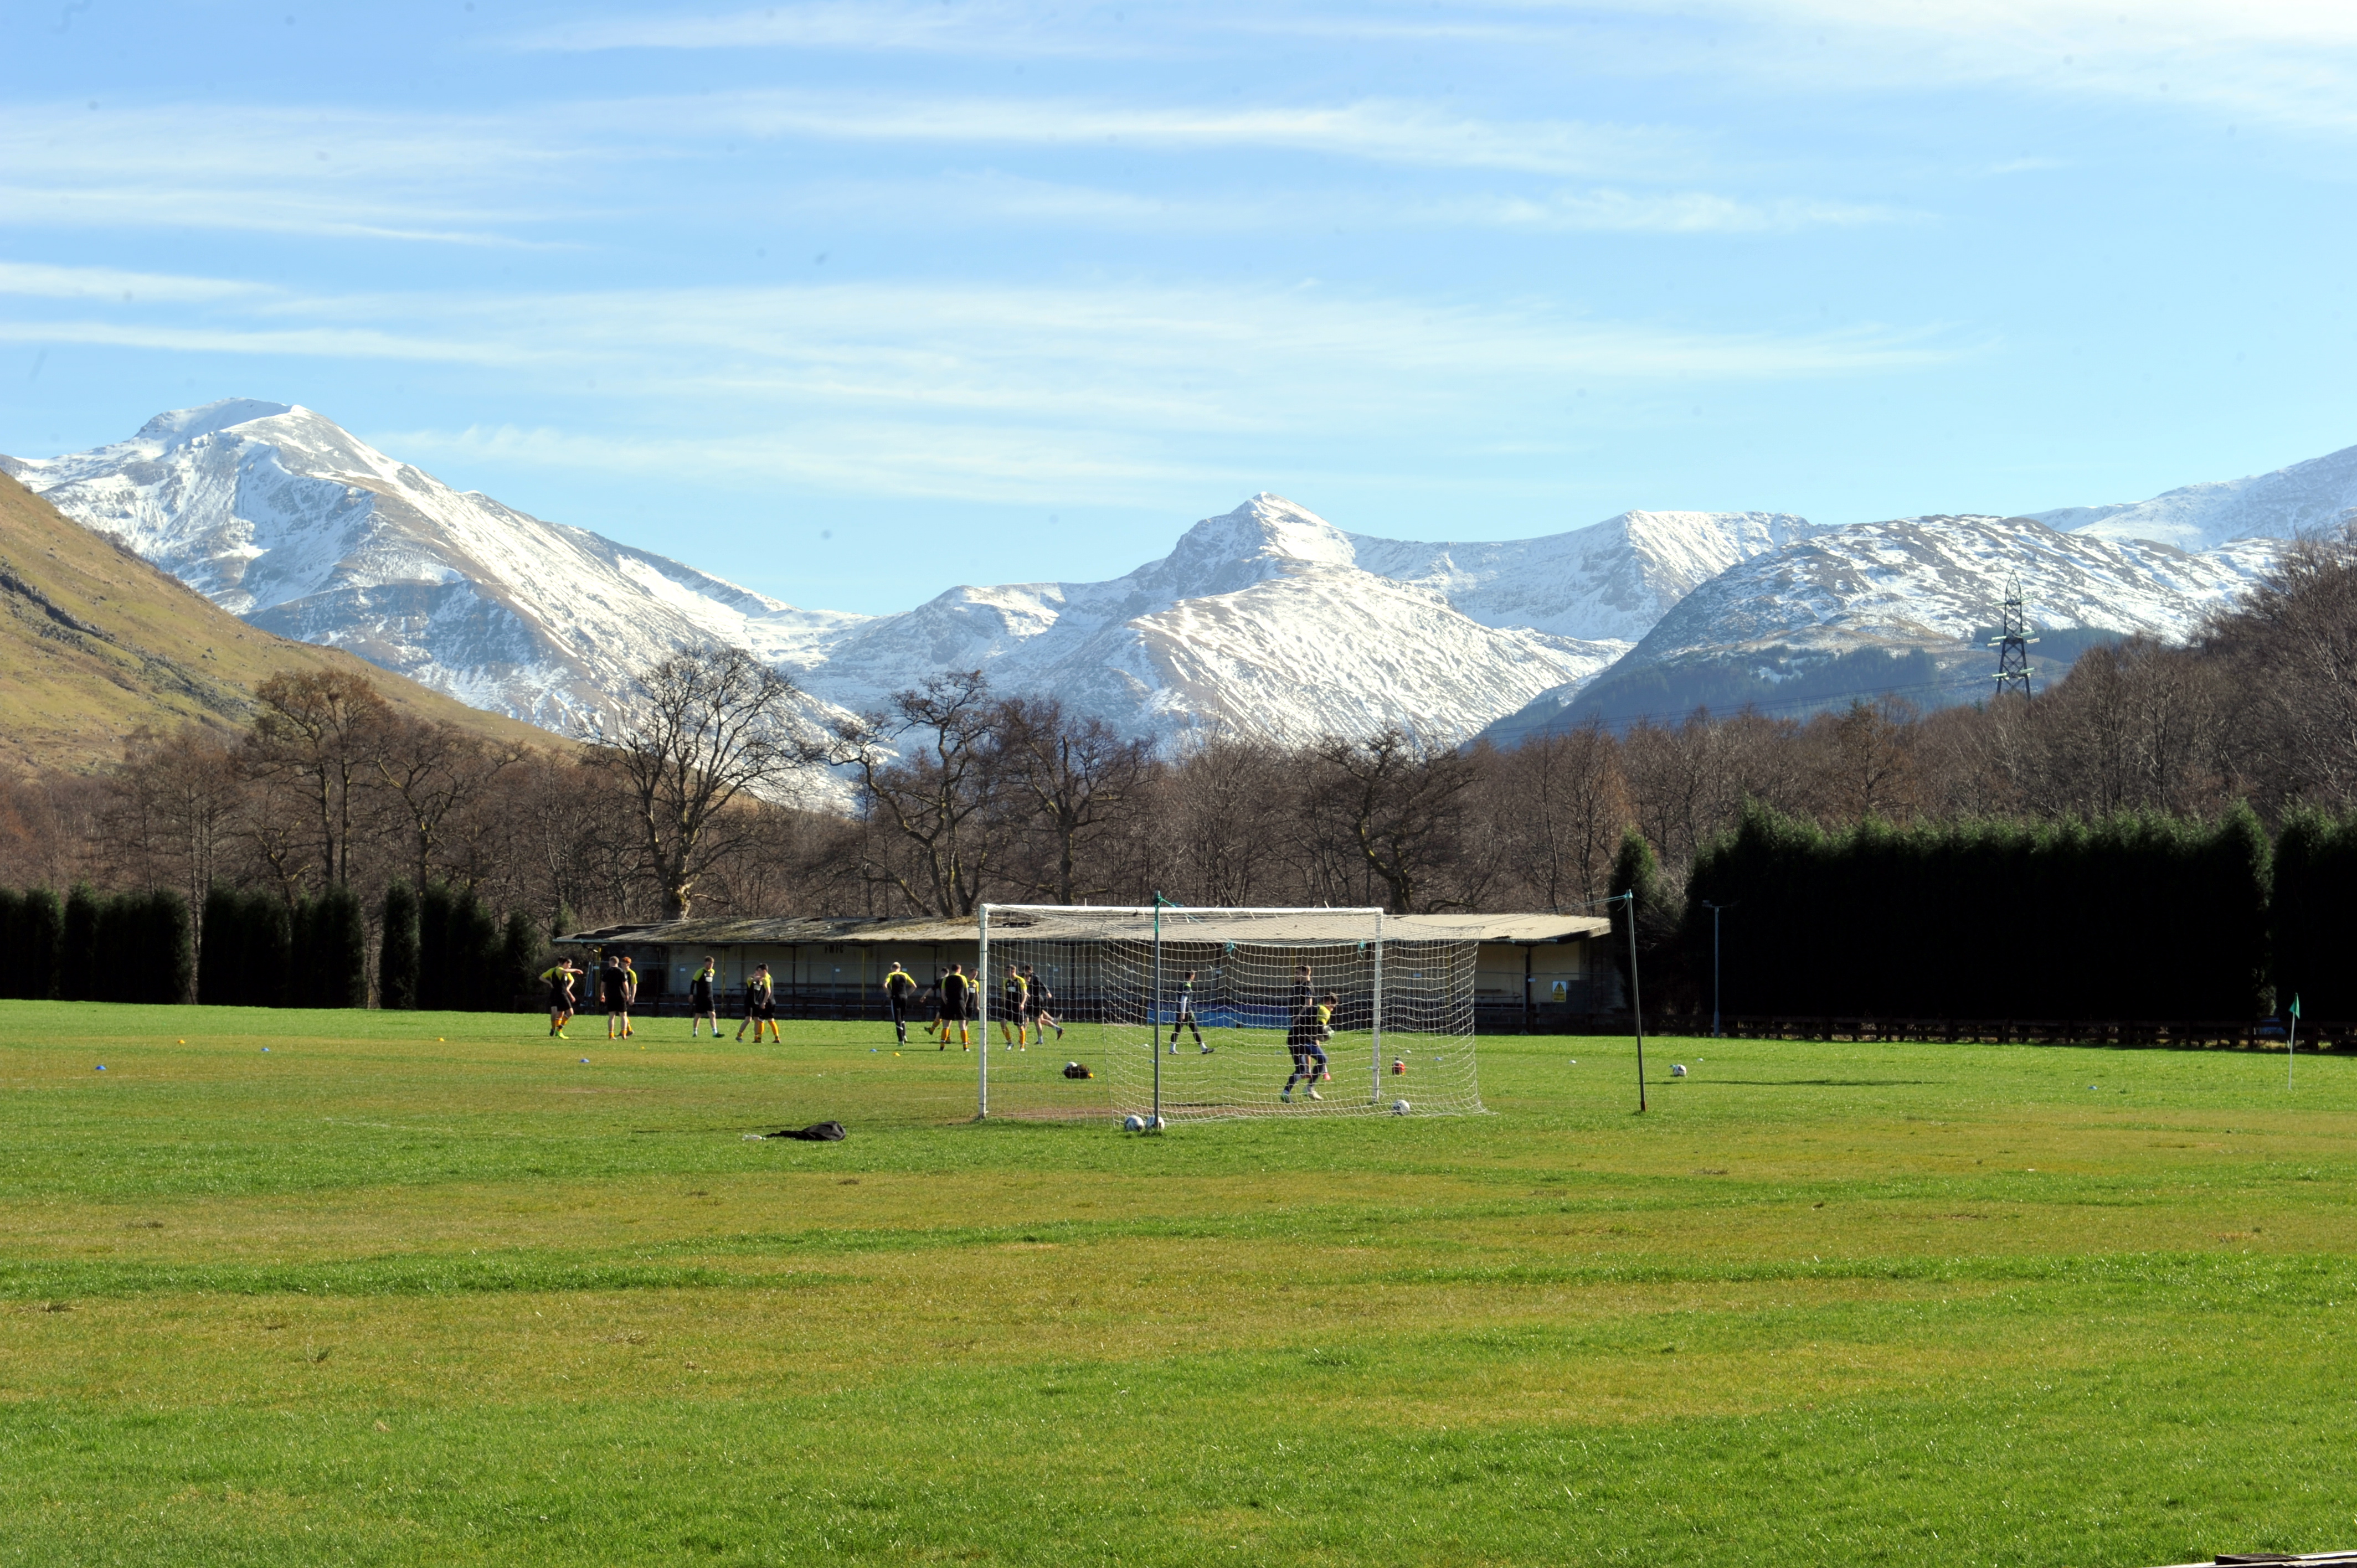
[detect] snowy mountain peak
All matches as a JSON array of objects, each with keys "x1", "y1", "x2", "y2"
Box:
[
  {"x1": 132, "y1": 398, "x2": 296, "y2": 449},
  {"x1": 1147, "y1": 494, "x2": 1358, "y2": 597},
  {"x1": 5, "y1": 402, "x2": 848, "y2": 732}
]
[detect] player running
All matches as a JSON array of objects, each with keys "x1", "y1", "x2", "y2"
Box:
[
  {"x1": 938, "y1": 963, "x2": 973, "y2": 1051},
  {"x1": 738, "y1": 963, "x2": 779, "y2": 1043},
  {"x1": 541, "y1": 958, "x2": 580, "y2": 1038},
  {"x1": 1282, "y1": 991, "x2": 1335, "y2": 1102},
  {"x1": 1025, "y1": 965, "x2": 1064, "y2": 1041},
  {"x1": 1167, "y1": 968, "x2": 1206, "y2": 1054},
  {"x1": 1000, "y1": 966, "x2": 1029, "y2": 1049},
  {"x1": 882, "y1": 959, "x2": 918, "y2": 1044},
  {"x1": 687, "y1": 956, "x2": 719, "y2": 1038}
]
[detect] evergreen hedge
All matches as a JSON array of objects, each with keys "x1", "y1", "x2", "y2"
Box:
[
  {"x1": 379, "y1": 881, "x2": 420, "y2": 1010},
  {"x1": 0, "y1": 886, "x2": 61, "y2": 1000},
  {"x1": 59, "y1": 884, "x2": 102, "y2": 1002},
  {"x1": 2269, "y1": 811, "x2": 2357, "y2": 1021},
  {"x1": 417, "y1": 883, "x2": 506, "y2": 1012},
  {"x1": 292, "y1": 886, "x2": 368, "y2": 1009},
  {"x1": 1684, "y1": 802, "x2": 2272, "y2": 1023}
]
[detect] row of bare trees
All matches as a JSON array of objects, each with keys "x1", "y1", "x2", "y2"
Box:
[{"x1": 6, "y1": 535, "x2": 2355, "y2": 943}]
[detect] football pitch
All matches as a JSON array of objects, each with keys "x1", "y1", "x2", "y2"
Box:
[{"x1": 3, "y1": 1002, "x2": 2355, "y2": 1566}]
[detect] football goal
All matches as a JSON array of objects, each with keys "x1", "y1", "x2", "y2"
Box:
[{"x1": 975, "y1": 902, "x2": 1483, "y2": 1123}]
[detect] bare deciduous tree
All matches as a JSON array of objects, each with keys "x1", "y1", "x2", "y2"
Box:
[
  {"x1": 249, "y1": 669, "x2": 394, "y2": 887},
  {"x1": 599, "y1": 644, "x2": 803, "y2": 920},
  {"x1": 997, "y1": 695, "x2": 1155, "y2": 905},
  {"x1": 827, "y1": 669, "x2": 1005, "y2": 917},
  {"x1": 1311, "y1": 727, "x2": 1485, "y2": 914}
]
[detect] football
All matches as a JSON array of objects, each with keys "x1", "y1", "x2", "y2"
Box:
[
  {"x1": 1123, "y1": 1113, "x2": 1145, "y2": 1132},
  {"x1": 1391, "y1": 1099, "x2": 1411, "y2": 1115}
]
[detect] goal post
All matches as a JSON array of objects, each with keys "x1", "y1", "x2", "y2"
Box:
[{"x1": 975, "y1": 902, "x2": 1483, "y2": 1123}]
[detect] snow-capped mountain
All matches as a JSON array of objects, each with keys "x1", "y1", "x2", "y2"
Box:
[
  {"x1": 1623, "y1": 514, "x2": 2275, "y2": 663},
  {"x1": 2033, "y1": 440, "x2": 2357, "y2": 551},
  {"x1": 1349, "y1": 508, "x2": 1819, "y2": 642},
  {"x1": 2, "y1": 401, "x2": 1820, "y2": 750},
  {"x1": 1480, "y1": 514, "x2": 2282, "y2": 740},
  {"x1": 0, "y1": 401, "x2": 861, "y2": 731},
  {"x1": 784, "y1": 494, "x2": 1635, "y2": 746}
]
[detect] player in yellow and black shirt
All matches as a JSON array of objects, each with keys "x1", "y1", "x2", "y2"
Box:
[
  {"x1": 937, "y1": 964, "x2": 972, "y2": 1050},
  {"x1": 1283, "y1": 992, "x2": 1335, "y2": 1102},
  {"x1": 881, "y1": 961, "x2": 918, "y2": 1045},
  {"x1": 540, "y1": 960, "x2": 579, "y2": 1038},
  {"x1": 737, "y1": 964, "x2": 779, "y2": 1043},
  {"x1": 999, "y1": 968, "x2": 1029, "y2": 1049}
]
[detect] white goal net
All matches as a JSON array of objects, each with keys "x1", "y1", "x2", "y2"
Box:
[{"x1": 975, "y1": 904, "x2": 1482, "y2": 1123}]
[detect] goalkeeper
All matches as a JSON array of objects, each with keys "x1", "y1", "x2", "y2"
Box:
[
  {"x1": 1282, "y1": 991, "x2": 1335, "y2": 1102},
  {"x1": 1167, "y1": 969, "x2": 1207, "y2": 1053}
]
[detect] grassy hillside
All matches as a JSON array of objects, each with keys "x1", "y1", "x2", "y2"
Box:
[
  {"x1": 2, "y1": 1008, "x2": 2354, "y2": 1564},
  {"x1": 0, "y1": 472, "x2": 553, "y2": 771}
]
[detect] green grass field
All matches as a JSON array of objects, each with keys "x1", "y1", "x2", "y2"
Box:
[{"x1": 3, "y1": 1000, "x2": 2355, "y2": 1566}]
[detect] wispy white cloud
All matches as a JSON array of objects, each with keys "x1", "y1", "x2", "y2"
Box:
[
  {"x1": 0, "y1": 276, "x2": 1963, "y2": 501},
  {"x1": 780, "y1": 169, "x2": 1911, "y2": 234},
  {"x1": 703, "y1": 91, "x2": 1694, "y2": 177},
  {"x1": 0, "y1": 261, "x2": 273, "y2": 303},
  {"x1": 508, "y1": 1, "x2": 1143, "y2": 58},
  {"x1": 1615, "y1": 0, "x2": 2357, "y2": 133},
  {"x1": 0, "y1": 103, "x2": 593, "y2": 244}
]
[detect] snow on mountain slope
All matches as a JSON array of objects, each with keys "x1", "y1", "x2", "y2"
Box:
[
  {"x1": 774, "y1": 494, "x2": 1632, "y2": 746},
  {"x1": 1617, "y1": 514, "x2": 2274, "y2": 672},
  {"x1": 0, "y1": 406, "x2": 1816, "y2": 751},
  {"x1": 2033, "y1": 441, "x2": 2357, "y2": 551},
  {"x1": 1478, "y1": 515, "x2": 2282, "y2": 742},
  {"x1": 1348, "y1": 509, "x2": 1819, "y2": 642},
  {"x1": 1, "y1": 401, "x2": 861, "y2": 730}
]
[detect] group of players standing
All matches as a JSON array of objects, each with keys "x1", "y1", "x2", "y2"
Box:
[
  {"x1": 878, "y1": 960, "x2": 1066, "y2": 1050},
  {"x1": 538, "y1": 952, "x2": 782, "y2": 1043}
]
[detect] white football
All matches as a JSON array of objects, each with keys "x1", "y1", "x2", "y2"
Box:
[
  {"x1": 1391, "y1": 1099, "x2": 1411, "y2": 1115},
  {"x1": 1147, "y1": 1115, "x2": 1167, "y2": 1131},
  {"x1": 1671, "y1": 1064, "x2": 1687, "y2": 1077},
  {"x1": 1122, "y1": 1113, "x2": 1145, "y2": 1132}
]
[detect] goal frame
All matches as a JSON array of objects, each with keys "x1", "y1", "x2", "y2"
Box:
[{"x1": 977, "y1": 901, "x2": 1387, "y2": 1122}]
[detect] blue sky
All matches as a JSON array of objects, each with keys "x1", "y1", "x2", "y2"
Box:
[{"x1": 4, "y1": 1, "x2": 2354, "y2": 615}]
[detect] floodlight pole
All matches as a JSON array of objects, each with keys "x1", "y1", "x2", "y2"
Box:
[
  {"x1": 1702, "y1": 901, "x2": 1736, "y2": 1039},
  {"x1": 1622, "y1": 890, "x2": 1646, "y2": 1113}
]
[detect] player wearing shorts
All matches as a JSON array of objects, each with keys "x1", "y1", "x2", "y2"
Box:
[
  {"x1": 1024, "y1": 965, "x2": 1064, "y2": 1041},
  {"x1": 599, "y1": 953, "x2": 630, "y2": 1040},
  {"x1": 1283, "y1": 992, "x2": 1335, "y2": 1102},
  {"x1": 1000, "y1": 967, "x2": 1029, "y2": 1049},
  {"x1": 882, "y1": 960, "x2": 918, "y2": 1044},
  {"x1": 618, "y1": 956, "x2": 640, "y2": 1039},
  {"x1": 938, "y1": 964, "x2": 972, "y2": 1050},
  {"x1": 541, "y1": 959, "x2": 579, "y2": 1038},
  {"x1": 1167, "y1": 969, "x2": 1206, "y2": 1054},
  {"x1": 687, "y1": 956, "x2": 719, "y2": 1037},
  {"x1": 738, "y1": 963, "x2": 779, "y2": 1043}
]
